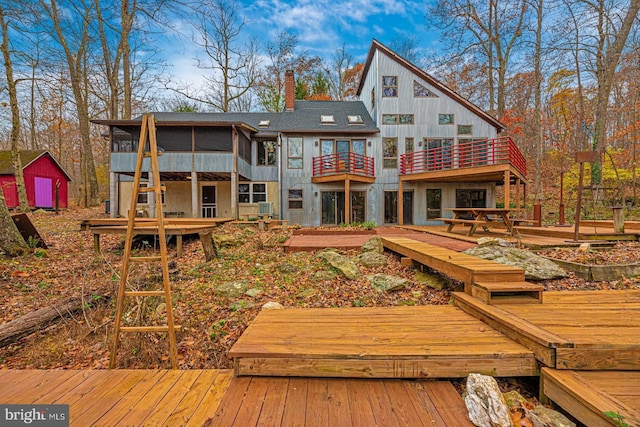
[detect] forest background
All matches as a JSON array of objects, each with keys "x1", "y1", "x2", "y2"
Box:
[{"x1": 0, "y1": 0, "x2": 639, "y2": 221}]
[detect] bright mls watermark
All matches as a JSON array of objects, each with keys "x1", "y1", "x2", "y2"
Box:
[{"x1": 1, "y1": 405, "x2": 68, "y2": 426}]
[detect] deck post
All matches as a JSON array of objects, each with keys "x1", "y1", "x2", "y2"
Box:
[
  {"x1": 398, "y1": 179, "x2": 404, "y2": 225},
  {"x1": 345, "y1": 178, "x2": 350, "y2": 224},
  {"x1": 191, "y1": 171, "x2": 198, "y2": 218},
  {"x1": 515, "y1": 178, "x2": 521, "y2": 217},
  {"x1": 503, "y1": 171, "x2": 510, "y2": 210}
]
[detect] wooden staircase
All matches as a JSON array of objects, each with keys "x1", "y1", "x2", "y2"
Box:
[
  {"x1": 109, "y1": 113, "x2": 180, "y2": 369},
  {"x1": 468, "y1": 282, "x2": 543, "y2": 305}
]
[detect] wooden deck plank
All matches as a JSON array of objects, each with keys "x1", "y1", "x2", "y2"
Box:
[
  {"x1": 280, "y1": 378, "x2": 309, "y2": 426},
  {"x1": 160, "y1": 370, "x2": 222, "y2": 426},
  {"x1": 33, "y1": 371, "x2": 100, "y2": 404},
  {"x1": 239, "y1": 376, "x2": 272, "y2": 426},
  {"x1": 3, "y1": 370, "x2": 79, "y2": 403},
  {"x1": 307, "y1": 378, "x2": 331, "y2": 425},
  {"x1": 92, "y1": 370, "x2": 167, "y2": 427},
  {"x1": 184, "y1": 370, "x2": 235, "y2": 426},
  {"x1": 346, "y1": 380, "x2": 377, "y2": 426},
  {"x1": 138, "y1": 370, "x2": 203, "y2": 426},
  {"x1": 384, "y1": 381, "x2": 440, "y2": 426},
  {"x1": 327, "y1": 378, "x2": 352, "y2": 425},
  {"x1": 253, "y1": 377, "x2": 289, "y2": 426},
  {"x1": 367, "y1": 380, "x2": 401, "y2": 427},
  {"x1": 542, "y1": 368, "x2": 640, "y2": 426},
  {"x1": 210, "y1": 376, "x2": 252, "y2": 426},
  {"x1": 421, "y1": 382, "x2": 475, "y2": 426}
]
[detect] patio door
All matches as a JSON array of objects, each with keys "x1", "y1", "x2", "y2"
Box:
[
  {"x1": 403, "y1": 191, "x2": 413, "y2": 225},
  {"x1": 351, "y1": 191, "x2": 366, "y2": 223},
  {"x1": 321, "y1": 191, "x2": 345, "y2": 225},
  {"x1": 201, "y1": 185, "x2": 216, "y2": 218}
]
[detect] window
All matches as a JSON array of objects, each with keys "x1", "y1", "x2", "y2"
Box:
[
  {"x1": 414, "y1": 81, "x2": 437, "y2": 97},
  {"x1": 426, "y1": 189, "x2": 442, "y2": 220},
  {"x1": 137, "y1": 183, "x2": 148, "y2": 204},
  {"x1": 424, "y1": 138, "x2": 454, "y2": 170},
  {"x1": 320, "y1": 115, "x2": 335, "y2": 124},
  {"x1": 439, "y1": 114, "x2": 454, "y2": 125},
  {"x1": 371, "y1": 87, "x2": 375, "y2": 109},
  {"x1": 456, "y1": 189, "x2": 486, "y2": 209},
  {"x1": 384, "y1": 191, "x2": 398, "y2": 224},
  {"x1": 383, "y1": 114, "x2": 414, "y2": 125},
  {"x1": 405, "y1": 137, "x2": 414, "y2": 154},
  {"x1": 239, "y1": 183, "x2": 267, "y2": 203},
  {"x1": 383, "y1": 137, "x2": 398, "y2": 168},
  {"x1": 257, "y1": 141, "x2": 277, "y2": 166},
  {"x1": 288, "y1": 189, "x2": 303, "y2": 209},
  {"x1": 347, "y1": 115, "x2": 363, "y2": 124},
  {"x1": 259, "y1": 120, "x2": 270, "y2": 127},
  {"x1": 288, "y1": 137, "x2": 303, "y2": 169},
  {"x1": 382, "y1": 76, "x2": 397, "y2": 97},
  {"x1": 457, "y1": 125, "x2": 473, "y2": 135}
]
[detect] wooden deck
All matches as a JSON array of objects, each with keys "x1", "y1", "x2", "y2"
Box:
[
  {"x1": 211, "y1": 376, "x2": 474, "y2": 426},
  {"x1": 381, "y1": 236, "x2": 525, "y2": 285},
  {"x1": 228, "y1": 305, "x2": 537, "y2": 378},
  {"x1": 541, "y1": 368, "x2": 640, "y2": 426},
  {"x1": 454, "y1": 290, "x2": 640, "y2": 370},
  {"x1": 0, "y1": 369, "x2": 233, "y2": 426}
]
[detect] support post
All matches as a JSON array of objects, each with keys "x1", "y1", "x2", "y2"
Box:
[
  {"x1": 574, "y1": 161, "x2": 585, "y2": 241},
  {"x1": 503, "y1": 170, "x2": 511, "y2": 210},
  {"x1": 398, "y1": 180, "x2": 404, "y2": 225},
  {"x1": 344, "y1": 178, "x2": 351, "y2": 224},
  {"x1": 191, "y1": 172, "x2": 198, "y2": 218}
]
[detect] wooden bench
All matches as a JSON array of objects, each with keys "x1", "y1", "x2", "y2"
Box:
[{"x1": 435, "y1": 217, "x2": 495, "y2": 236}]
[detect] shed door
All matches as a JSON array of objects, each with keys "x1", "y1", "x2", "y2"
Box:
[{"x1": 34, "y1": 177, "x2": 53, "y2": 208}]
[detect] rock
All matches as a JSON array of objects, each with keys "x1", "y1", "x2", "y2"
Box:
[
  {"x1": 477, "y1": 237, "x2": 512, "y2": 247},
  {"x1": 229, "y1": 299, "x2": 255, "y2": 311},
  {"x1": 316, "y1": 250, "x2": 361, "y2": 280},
  {"x1": 217, "y1": 280, "x2": 249, "y2": 298},
  {"x1": 462, "y1": 245, "x2": 567, "y2": 280},
  {"x1": 414, "y1": 270, "x2": 451, "y2": 290},
  {"x1": 579, "y1": 243, "x2": 591, "y2": 252},
  {"x1": 502, "y1": 390, "x2": 528, "y2": 410},
  {"x1": 155, "y1": 303, "x2": 166, "y2": 315},
  {"x1": 311, "y1": 270, "x2": 338, "y2": 282},
  {"x1": 277, "y1": 263, "x2": 300, "y2": 273},
  {"x1": 361, "y1": 236, "x2": 383, "y2": 253},
  {"x1": 262, "y1": 301, "x2": 284, "y2": 310},
  {"x1": 528, "y1": 405, "x2": 576, "y2": 427},
  {"x1": 368, "y1": 274, "x2": 409, "y2": 292},
  {"x1": 356, "y1": 251, "x2": 388, "y2": 268},
  {"x1": 213, "y1": 234, "x2": 240, "y2": 248},
  {"x1": 296, "y1": 289, "x2": 316, "y2": 298},
  {"x1": 245, "y1": 288, "x2": 264, "y2": 298},
  {"x1": 464, "y1": 373, "x2": 513, "y2": 427}
]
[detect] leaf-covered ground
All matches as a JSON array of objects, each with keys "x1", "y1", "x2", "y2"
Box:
[{"x1": 0, "y1": 207, "x2": 638, "y2": 371}]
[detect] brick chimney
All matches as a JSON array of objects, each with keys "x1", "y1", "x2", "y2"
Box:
[{"x1": 285, "y1": 70, "x2": 295, "y2": 112}]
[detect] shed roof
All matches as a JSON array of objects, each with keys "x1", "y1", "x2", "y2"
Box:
[{"x1": 0, "y1": 150, "x2": 72, "y2": 181}]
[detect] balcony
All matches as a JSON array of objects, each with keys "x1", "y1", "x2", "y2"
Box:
[
  {"x1": 400, "y1": 137, "x2": 527, "y2": 181},
  {"x1": 312, "y1": 152, "x2": 375, "y2": 183}
]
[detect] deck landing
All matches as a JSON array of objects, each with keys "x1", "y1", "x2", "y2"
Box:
[{"x1": 228, "y1": 305, "x2": 537, "y2": 378}]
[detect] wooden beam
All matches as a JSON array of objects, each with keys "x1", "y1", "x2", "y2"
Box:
[
  {"x1": 503, "y1": 170, "x2": 510, "y2": 209},
  {"x1": 398, "y1": 180, "x2": 404, "y2": 225},
  {"x1": 345, "y1": 178, "x2": 350, "y2": 224}
]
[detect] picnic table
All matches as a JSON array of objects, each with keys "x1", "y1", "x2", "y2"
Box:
[{"x1": 437, "y1": 208, "x2": 519, "y2": 237}]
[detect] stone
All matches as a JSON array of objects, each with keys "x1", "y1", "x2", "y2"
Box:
[
  {"x1": 245, "y1": 288, "x2": 264, "y2": 298},
  {"x1": 463, "y1": 245, "x2": 567, "y2": 280},
  {"x1": 528, "y1": 405, "x2": 576, "y2": 427},
  {"x1": 213, "y1": 234, "x2": 240, "y2": 248},
  {"x1": 262, "y1": 301, "x2": 284, "y2": 310},
  {"x1": 356, "y1": 251, "x2": 388, "y2": 268},
  {"x1": 316, "y1": 250, "x2": 361, "y2": 280},
  {"x1": 414, "y1": 270, "x2": 451, "y2": 290},
  {"x1": 277, "y1": 263, "x2": 300, "y2": 273},
  {"x1": 229, "y1": 299, "x2": 255, "y2": 311},
  {"x1": 464, "y1": 373, "x2": 513, "y2": 427},
  {"x1": 502, "y1": 390, "x2": 528, "y2": 410},
  {"x1": 477, "y1": 237, "x2": 512, "y2": 247},
  {"x1": 361, "y1": 236, "x2": 383, "y2": 253},
  {"x1": 311, "y1": 270, "x2": 339, "y2": 282},
  {"x1": 296, "y1": 289, "x2": 316, "y2": 298},
  {"x1": 368, "y1": 274, "x2": 409, "y2": 292},
  {"x1": 216, "y1": 280, "x2": 249, "y2": 298}
]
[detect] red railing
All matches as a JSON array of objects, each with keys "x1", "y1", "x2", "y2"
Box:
[
  {"x1": 312, "y1": 152, "x2": 375, "y2": 178},
  {"x1": 399, "y1": 136, "x2": 526, "y2": 177}
]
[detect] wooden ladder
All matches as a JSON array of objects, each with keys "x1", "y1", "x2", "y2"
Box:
[{"x1": 109, "y1": 113, "x2": 179, "y2": 369}]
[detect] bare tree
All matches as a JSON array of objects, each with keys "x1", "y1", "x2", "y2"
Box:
[
  {"x1": 40, "y1": 0, "x2": 99, "y2": 206},
  {"x1": 328, "y1": 44, "x2": 353, "y2": 101},
  {"x1": 0, "y1": 4, "x2": 29, "y2": 211}
]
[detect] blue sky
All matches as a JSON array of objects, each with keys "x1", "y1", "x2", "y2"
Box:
[{"x1": 165, "y1": 0, "x2": 440, "y2": 87}]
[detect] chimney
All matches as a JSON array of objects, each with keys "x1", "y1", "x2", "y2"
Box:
[{"x1": 285, "y1": 70, "x2": 295, "y2": 112}]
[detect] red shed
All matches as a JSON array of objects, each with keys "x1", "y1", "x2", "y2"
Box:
[{"x1": 0, "y1": 150, "x2": 71, "y2": 209}]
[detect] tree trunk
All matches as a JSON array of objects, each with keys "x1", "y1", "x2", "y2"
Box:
[
  {"x1": 0, "y1": 294, "x2": 108, "y2": 348},
  {"x1": 0, "y1": 7, "x2": 30, "y2": 212},
  {"x1": 0, "y1": 190, "x2": 27, "y2": 256}
]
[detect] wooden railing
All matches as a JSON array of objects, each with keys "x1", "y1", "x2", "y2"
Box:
[
  {"x1": 399, "y1": 137, "x2": 526, "y2": 177},
  {"x1": 312, "y1": 152, "x2": 375, "y2": 178}
]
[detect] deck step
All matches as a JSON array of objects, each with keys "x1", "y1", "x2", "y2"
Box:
[{"x1": 469, "y1": 282, "x2": 544, "y2": 305}]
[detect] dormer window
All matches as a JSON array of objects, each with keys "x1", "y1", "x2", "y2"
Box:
[
  {"x1": 347, "y1": 115, "x2": 363, "y2": 124},
  {"x1": 320, "y1": 115, "x2": 335, "y2": 124},
  {"x1": 259, "y1": 120, "x2": 270, "y2": 127}
]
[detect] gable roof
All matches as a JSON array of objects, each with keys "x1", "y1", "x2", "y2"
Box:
[
  {"x1": 356, "y1": 39, "x2": 505, "y2": 132},
  {"x1": 0, "y1": 150, "x2": 72, "y2": 180}
]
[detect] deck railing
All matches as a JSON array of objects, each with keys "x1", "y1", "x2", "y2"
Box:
[
  {"x1": 312, "y1": 152, "x2": 375, "y2": 178},
  {"x1": 399, "y1": 136, "x2": 526, "y2": 177}
]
